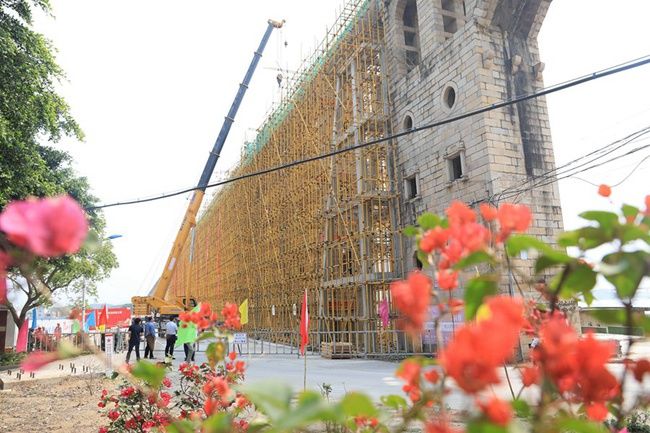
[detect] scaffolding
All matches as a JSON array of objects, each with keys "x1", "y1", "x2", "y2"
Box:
[{"x1": 167, "y1": 0, "x2": 404, "y2": 354}]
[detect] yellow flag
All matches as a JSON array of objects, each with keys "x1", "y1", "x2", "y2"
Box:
[{"x1": 239, "y1": 299, "x2": 249, "y2": 325}]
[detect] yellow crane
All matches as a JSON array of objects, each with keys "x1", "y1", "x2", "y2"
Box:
[{"x1": 132, "y1": 19, "x2": 285, "y2": 319}]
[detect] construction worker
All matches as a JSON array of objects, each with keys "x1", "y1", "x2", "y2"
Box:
[
  {"x1": 164, "y1": 318, "x2": 178, "y2": 359},
  {"x1": 125, "y1": 317, "x2": 143, "y2": 363},
  {"x1": 143, "y1": 316, "x2": 156, "y2": 359}
]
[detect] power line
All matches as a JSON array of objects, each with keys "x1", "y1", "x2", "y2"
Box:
[
  {"x1": 492, "y1": 142, "x2": 650, "y2": 203},
  {"x1": 493, "y1": 125, "x2": 650, "y2": 201},
  {"x1": 87, "y1": 54, "x2": 650, "y2": 211}
]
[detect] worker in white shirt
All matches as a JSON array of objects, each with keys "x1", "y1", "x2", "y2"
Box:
[{"x1": 164, "y1": 319, "x2": 178, "y2": 359}]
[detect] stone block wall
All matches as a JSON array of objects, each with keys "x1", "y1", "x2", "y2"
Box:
[{"x1": 383, "y1": 0, "x2": 565, "y2": 291}]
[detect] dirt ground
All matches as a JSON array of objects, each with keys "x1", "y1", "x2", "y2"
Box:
[{"x1": 0, "y1": 375, "x2": 115, "y2": 433}]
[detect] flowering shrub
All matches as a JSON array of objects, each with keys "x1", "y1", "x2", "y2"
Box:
[
  {"x1": 7, "y1": 191, "x2": 650, "y2": 433},
  {"x1": 97, "y1": 379, "x2": 173, "y2": 433}
]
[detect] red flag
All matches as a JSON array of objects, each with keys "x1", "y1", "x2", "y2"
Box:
[
  {"x1": 16, "y1": 319, "x2": 29, "y2": 352},
  {"x1": 300, "y1": 289, "x2": 309, "y2": 355},
  {"x1": 98, "y1": 304, "x2": 108, "y2": 331}
]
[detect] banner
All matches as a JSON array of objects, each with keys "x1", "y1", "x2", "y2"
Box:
[
  {"x1": 239, "y1": 299, "x2": 249, "y2": 325},
  {"x1": 85, "y1": 310, "x2": 96, "y2": 331},
  {"x1": 379, "y1": 299, "x2": 389, "y2": 327},
  {"x1": 176, "y1": 304, "x2": 199, "y2": 347}
]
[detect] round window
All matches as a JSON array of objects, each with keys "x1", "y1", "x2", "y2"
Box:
[{"x1": 443, "y1": 86, "x2": 456, "y2": 109}]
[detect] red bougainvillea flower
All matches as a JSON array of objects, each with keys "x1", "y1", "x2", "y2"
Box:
[
  {"x1": 98, "y1": 426, "x2": 108, "y2": 433},
  {"x1": 423, "y1": 369, "x2": 440, "y2": 384},
  {"x1": 585, "y1": 402, "x2": 609, "y2": 422},
  {"x1": 534, "y1": 314, "x2": 619, "y2": 415},
  {"x1": 440, "y1": 296, "x2": 525, "y2": 393},
  {"x1": 633, "y1": 359, "x2": 650, "y2": 382},
  {"x1": 598, "y1": 184, "x2": 612, "y2": 197},
  {"x1": 0, "y1": 251, "x2": 10, "y2": 304},
  {"x1": 107, "y1": 410, "x2": 120, "y2": 421},
  {"x1": 221, "y1": 303, "x2": 241, "y2": 330},
  {"x1": 162, "y1": 377, "x2": 172, "y2": 388},
  {"x1": 496, "y1": 203, "x2": 532, "y2": 241},
  {"x1": 420, "y1": 226, "x2": 449, "y2": 254},
  {"x1": 397, "y1": 359, "x2": 422, "y2": 401},
  {"x1": 21, "y1": 351, "x2": 60, "y2": 372},
  {"x1": 521, "y1": 366, "x2": 540, "y2": 387},
  {"x1": 437, "y1": 269, "x2": 458, "y2": 291},
  {"x1": 480, "y1": 203, "x2": 498, "y2": 221},
  {"x1": 446, "y1": 201, "x2": 476, "y2": 226},
  {"x1": 390, "y1": 271, "x2": 432, "y2": 335},
  {"x1": 479, "y1": 397, "x2": 512, "y2": 426},
  {"x1": 0, "y1": 195, "x2": 88, "y2": 257},
  {"x1": 425, "y1": 418, "x2": 463, "y2": 433},
  {"x1": 441, "y1": 240, "x2": 463, "y2": 265}
]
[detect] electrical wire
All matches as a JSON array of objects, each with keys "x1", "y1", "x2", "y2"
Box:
[
  {"x1": 492, "y1": 142, "x2": 650, "y2": 203},
  {"x1": 493, "y1": 126, "x2": 650, "y2": 202},
  {"x1": 87, "y1": 54, "x2": 650, "y2": 211}
]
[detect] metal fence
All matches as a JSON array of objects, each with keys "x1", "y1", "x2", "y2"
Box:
[
  {"x1": 27, "y1": 330, "x2": 128, "y2": 353},
  {"x1": 222, "y1": 329, "x2": 436, "y2": 359},
  {"x1": 25, "y1": 328, "x2": 433, "y2": 360}
]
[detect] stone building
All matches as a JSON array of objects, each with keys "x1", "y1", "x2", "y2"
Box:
[
  {"x1": 385, "y1": 0, "x2": 563, "y2": 276},
  {"x1": 166, "y1": 0, "x2": 567, "y2": 356}
]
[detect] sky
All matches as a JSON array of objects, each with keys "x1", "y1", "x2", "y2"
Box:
[{"x1": 31, "y1": 1, "x2": 650, "y2": 305}]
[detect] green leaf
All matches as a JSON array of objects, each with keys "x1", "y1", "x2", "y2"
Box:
[
  {"x1": 166, "y1": 420, "x2": 196, "y2": 433},
  {"x1": 453, "y1": 250, "x2": 496, "y2": 270},
  {"x1": 556, "y1": 417, "x2": 608, "y2": 433},
  {"x1": 467, "y1": 420, "x2": 508, "y2": 433},
  {"x1": 464, "y1": 275, "x2": 498, "y2": 320},
  {"x1": 403, "y1": 225, "x2": 418, "y2": 237},
  {"x1": 589, "y1": 309, "x2": 650, "y2": 335},
  {"x1": 417, "y1": 213, "x2": 441, "y2": 230},
  {"x1": 380, "y1": 394, "x2": 407, "y2": 410},
  {"x1": 339, "y1": 392, "x2": 378, "y2": 417},
  {"x1": 579, "y1": 210, "x2": 620, "y2": 232},
  {"x1": 620, "y1": 224, "x2": 650, "y2": 244},
  {"x1": 238, "y1": 380, "x2": 293, "y2": 421},
  {"x1": 506, "y1": 234, "x2": 546, "y2": 256},
  {"x1": 507, "y1": 235, "x2": 571, "y2": 264},
  {"x1": 203, "y1": 413, "x2": 232, "y2": 433},
  {"x1": 196, "y1": 331, "x2": 216, "y2": 342},
  {"x1": 131, "y1": 361, "x2": 166, "y2": 389},
  {"x1": 511, "y1": 399, "x2": 531, "y2": 418},
  {"x1": 270, "y1": 390, "x2": 339, "y2": 432},
  {"x1": 561, "y1": 263, "x2": 597, "y2": 297},
  {"x1": 621, "y1": 204, "x2": 640, "y2": 220},
  {"x1": 535, "y1": 254, "x2": 567, "y2": 273},
  {"x1": 588, "y1": 308, "x2": 627, "y2": 326},
  {"x1": 416, "y1": 251, "x2": 430, "y2": 269},
  {"x1": 603, "y1": 251, "x2": 648, "y2": 298}
]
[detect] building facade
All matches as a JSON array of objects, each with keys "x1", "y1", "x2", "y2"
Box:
[{"x1": 166, "y1": 0, "x2": 565, "y2": 356}]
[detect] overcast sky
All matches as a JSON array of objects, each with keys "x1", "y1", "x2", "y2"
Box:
[{"x1": 33, "y1": 1, "x2": 650, "y2": 305}]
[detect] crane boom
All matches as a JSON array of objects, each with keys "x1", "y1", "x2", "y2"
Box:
[{"x1": 132, "y1": 19, "x2": 285, "y2": 317}]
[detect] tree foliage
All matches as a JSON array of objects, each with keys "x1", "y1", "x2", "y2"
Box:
[{"x1": 0, "y1": 0, "x2": 117, "y2": 327}]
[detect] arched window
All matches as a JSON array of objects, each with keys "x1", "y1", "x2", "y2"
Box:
[
  {"x1": 440, "y1": 0, "x2": 466, "y2": 39},
  {"x1": 401, "y1": 0, "x2": 421, "y2": 72}
]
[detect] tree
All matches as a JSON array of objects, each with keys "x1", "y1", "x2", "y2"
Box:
[
  {"x1": 0, "y1": 0, "x2": 83, "y2": 206},
  {"x1": 0, "y1": 0, "x2": 118, "y2": 329}
]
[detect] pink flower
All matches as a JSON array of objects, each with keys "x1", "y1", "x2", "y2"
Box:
[
  {"x1": 0, "y1": 251, "x2": 10, "y2": 304},
  {"x1": 21, "y1": 351, "x2": 60, "y2": 372},
  {"x1": 162, "y1": 377, "x2": 172, "y2": 388},
  {"x1": 0, "y1": 195, "x2": 88, "y2": 257}
]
